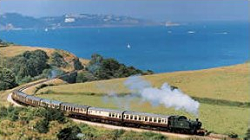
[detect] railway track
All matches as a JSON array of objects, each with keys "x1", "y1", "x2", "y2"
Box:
[{"x1": 7, "y1": 72, "x2": 229, "y2": 140}]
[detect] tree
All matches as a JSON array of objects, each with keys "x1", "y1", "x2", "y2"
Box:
[
  {"x1": 0, "y1": 67, "x2": 17, "y2": 90},
  {"x1": 73, "y1": 58, "x2": 84, "y2": 70},
  {"x1": 57, "y1": 126, "x2": 81, "y2": 140},
  {"x1": 76, "y1": 71, "x2": 96, "y2": 83},
  {"x1": 86, "y1": 54, "x2": 149, "y2": 81},
  {"x1": 51, "y1": 52, "x2": 67, "y2": 68},
  {"x1": 8, "y1": 50, "x2": 49, "y2": 83}
]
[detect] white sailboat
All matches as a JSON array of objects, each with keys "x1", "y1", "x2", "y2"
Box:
[{"x1": 127, "y1": 44, "x2": 131, "y2": 49}]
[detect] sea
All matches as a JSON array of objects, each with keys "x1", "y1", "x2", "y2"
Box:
[{"x1": 0, "y1": 21, "x2": 249, "y2": 73}]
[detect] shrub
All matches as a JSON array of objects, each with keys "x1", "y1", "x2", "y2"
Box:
[
  {"x1": 57, "y1": 125, "x2": 81, "y2": 140},
  {"x1": 51, "y1": 52, "x2": 68, "y2": 68},
  {"x1": 86, "y1": 54, "x2": 153, "y2": 80},
  {"x1": 0, "y1": 67, "x2": 17, "y2": 90},
  {"x1": 76, "y1": 71, "x2": 97, "y2": 83},
  {"x1": 73, "y1": 58, "x2": 84, "y2": 70},
  {"x1": 0, "y1": 106, "x2": 8, "y2": 118},
  {"x1": 35, "y1": 118, "x2": 49, "y2": 133},
  {"x1": 228, "y1": 132, "x2": 238, "y2": 138},
  {"x1": 7, "y1": 50, "x2": 49, "y2": 82}
]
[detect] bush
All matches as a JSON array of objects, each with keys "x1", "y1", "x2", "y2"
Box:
[
  {"x1": 76, "y1": 71, "x2": 97, "y2": 83},
  {"x1": 0, "y1": 67, "x2": 17, "y2": 90},
  {"x1": 35, "y1": 118, "x2": 49, "y2": 133},
  {"x1": 0, "y1": 106, "x2": 8, "y2": 118},
  {"x1": 7, "y1": 50, "x2": 49, "y2": 82},
  {"x1": 73, "y1": 58, "x2": 84, "y2": 70},
  {"x1": 86, "y1": 54, "x2": 152, "y2": 80},
  {"x1": 57, "y1": 126, "x2": 81, "y2": 140},
  {"x1": 60, "y1": 71, "x2": 77, "y2": 83},
  {"x1": 51, "y1": 52, "x2": 68, "y2": 68},
  {"x1": 228, "y1": 132, "x2": 238, "y2": 138}
]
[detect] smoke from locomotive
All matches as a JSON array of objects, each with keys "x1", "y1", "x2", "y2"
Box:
[{"x1": 124, "y1": 76, "x2": 200, "y2": 116}]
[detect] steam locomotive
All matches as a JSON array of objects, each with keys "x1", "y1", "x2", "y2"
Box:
[{"x1": 12, "y1": 89, "x2": 206, "y2": 135}]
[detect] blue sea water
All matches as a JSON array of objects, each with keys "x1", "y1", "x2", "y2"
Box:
[{"x1": 0, "y1": 22, "x2": 249, "y2": 73}]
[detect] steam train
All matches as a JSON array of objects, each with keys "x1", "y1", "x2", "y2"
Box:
[{"x1": 12, "y1": 89, "x2": 206, "y2": 135}]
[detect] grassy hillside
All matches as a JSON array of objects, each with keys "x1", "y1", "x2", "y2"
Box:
[
  {"x1": 38, "y1": 63, "x2": 250, "y2": 103},
  {"x1": 0, "y1": 45, "x2": 89, "y2": 70},
  {"x1": 36, "y1": 63, "x2": 250, "y2": 137}
]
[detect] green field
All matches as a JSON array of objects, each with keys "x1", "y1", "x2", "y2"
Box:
[
  {"x1": 37, "y1": 63, "x2": 250, "y2": 137},
  {"x1": 38, "y1": 63, "x2": 250, "y2": 103}
]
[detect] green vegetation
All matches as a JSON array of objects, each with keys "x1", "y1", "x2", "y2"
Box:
[
  {"x1": 0, "y1": 47, "x2": 85, "y2": 90},
  {"x1": 57, "y1": 126, "x2": 81, "y2": 140},
  {"x1": 42, "y1": 63, "x2": 250, "y2": 103},
  {"x1": 85, "y1": 54, "x2": 153, "y2": 81},
  {"x1": 51, "y1": 52, "x2": 68, "y2": 68},
  {"x1": 0, "y1": 67, "x2": 17, "y2": 90},
  {"x1": 0, "y1": 105, "x2": 78, "y2": 139},
  {"x1": 76, "y1": 71, "x2": 97, "y2": 83},
  {"x1": 10, "y1": 50, "x2": 49, "y2": 77}
]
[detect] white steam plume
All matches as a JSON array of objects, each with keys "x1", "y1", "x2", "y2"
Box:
[{"x1": 124, "y1": 76, "x2": 200, "y2": 116}]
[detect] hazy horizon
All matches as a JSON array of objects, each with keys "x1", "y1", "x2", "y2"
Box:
[{"x1": 0, "y1": 0, "x2": 249, "y2": 22}]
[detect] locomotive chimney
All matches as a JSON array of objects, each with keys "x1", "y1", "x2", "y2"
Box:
[{"x1": 196, "y1": 118, "x2": 199, "y2": 122}]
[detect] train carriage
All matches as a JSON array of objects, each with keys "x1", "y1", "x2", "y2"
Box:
[
  {"x1": 40, "y1": 99, "x2": 61, "y2": 109},
  {"x1": 61, "y1": 102, "x2": 90, "y2": 118},
  {"x1": 12, "y1": 91, "x2": 28, "y2": 104},
  {"x1": 26, "y1": 95, "x2": 42, "y2": 107},
  {"x1": 123, "y1": 111, "x2": 169, "y2": 129},
  {"x1": 87, "y1": 107, "x2": 124, "y2": 124}
]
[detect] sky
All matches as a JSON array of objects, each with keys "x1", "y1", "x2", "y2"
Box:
[{"x1": 0, "y1": 0, "x2": 249, "y2": 22}]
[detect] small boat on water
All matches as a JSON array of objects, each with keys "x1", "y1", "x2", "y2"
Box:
[
  {"x1": 187, "y1": 31, "x2": 195, "y2": 34},
  {"x1": 127, "y1": 44, "x2": 131, "y2": 49}
]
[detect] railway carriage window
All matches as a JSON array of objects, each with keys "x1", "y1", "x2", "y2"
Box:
[
  {"x1": 119, "y1": 115, "x2": 121, "y2": 118},
  {"x1": 145, "y1": 117, "x2": 148, "y2": 121},
  {"x1": 154, "y1": 118, "x2": 157, "y2": 122},
  {"x1": 134, "y1": 116, "x2": 137, "y2": 120},
  {"x1": 158, "y1": 119, "x2": 161, "y2": 123},
  {"x1": 130, "y1": 115, "x2": 133, "y2": 120},
  {"x1": 109, "y1": 113, "x2": 111, "y2": 117},
  {"x1": 149, "y1": 117, "x2": 152, "y2": 122},
  {"x1": 139, "y1": 116, "x2": 141, "y2": 120},
  {"x1": 112, "y1": 114, "x2": 115, "y2": 117}
]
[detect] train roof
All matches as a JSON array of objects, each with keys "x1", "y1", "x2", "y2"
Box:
[
  {"x1": 16, "y1": 91, "x2": 28, "y2": 97},
  {"x1": 61, "y1": 102, "x2": 90, "y2": 109},
  {"x1": 88, "y1": 107, "x2": 124, "y2": 114},
  {"x1": 124, "y1": 111, "x2": 170, "y2": 119},
  {"x1": 26, "y1": 95, "x2": 42, "y2": 101},
  {"x1": 41, "y1": 98, "x2": 62, "y2": 105}
]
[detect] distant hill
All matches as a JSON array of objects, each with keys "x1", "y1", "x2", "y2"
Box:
[{"x1": 0, "y1": 13, "x2": 161, "y2": 30}]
